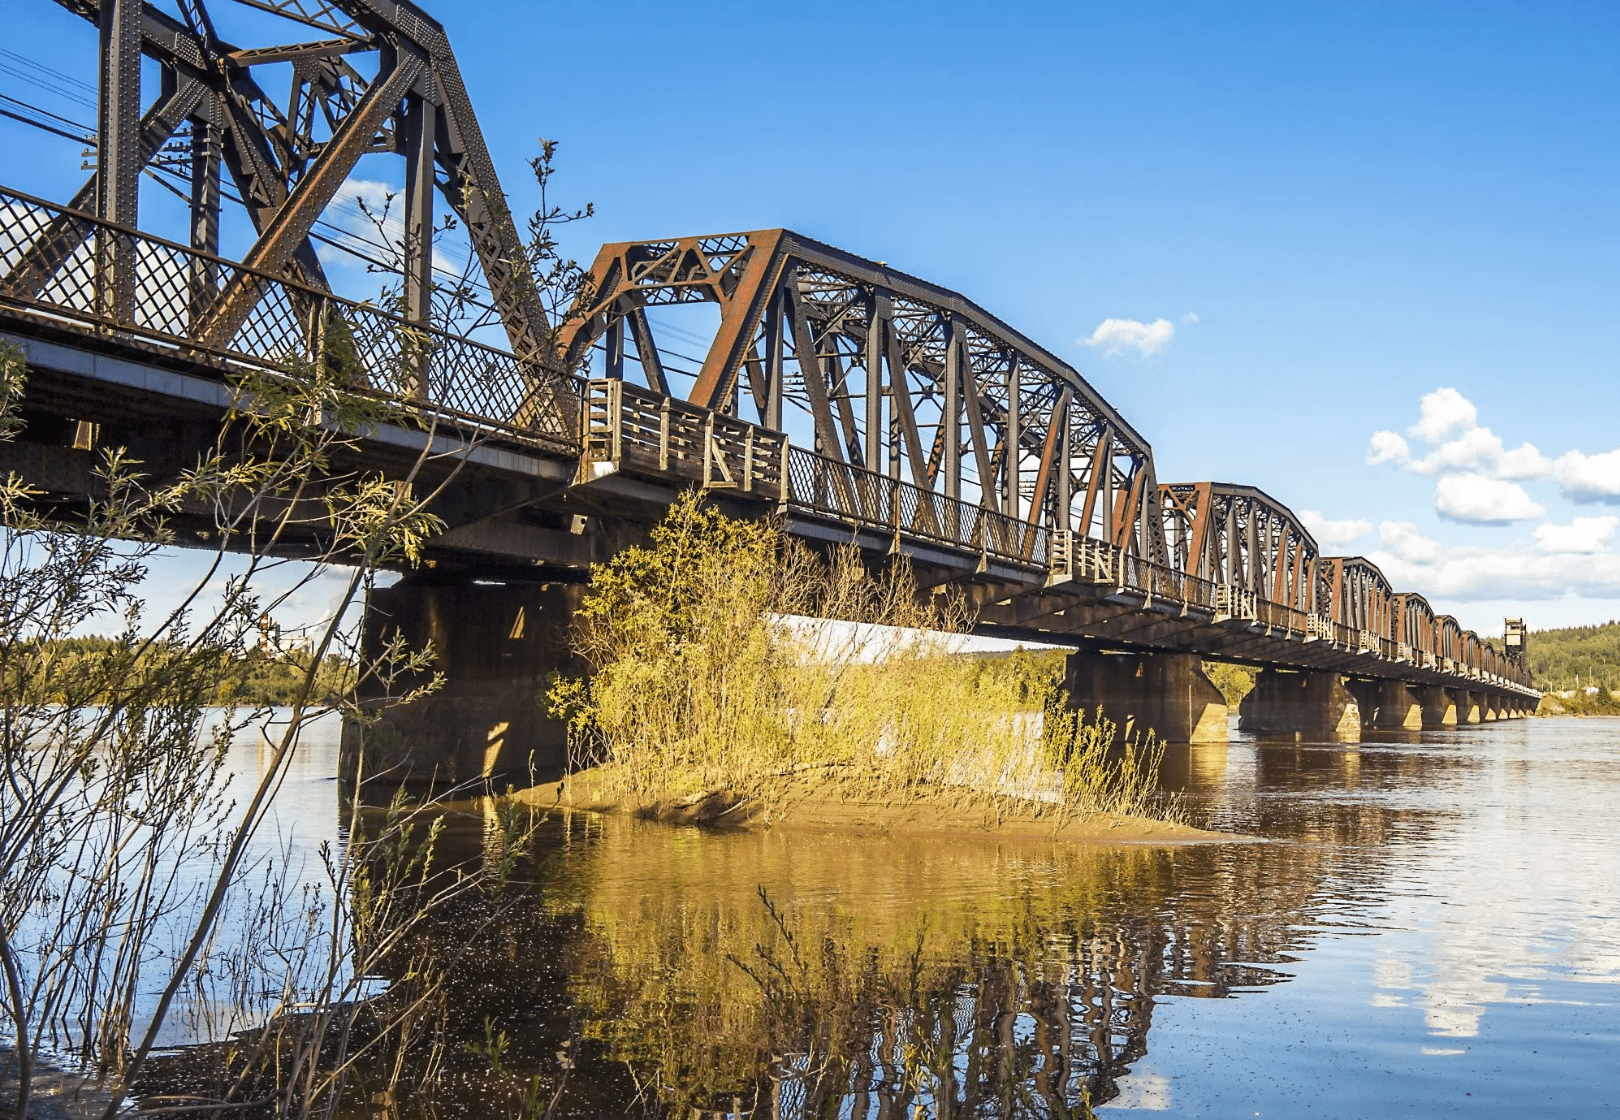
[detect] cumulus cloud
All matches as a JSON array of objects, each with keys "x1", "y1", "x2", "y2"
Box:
[
  {"x1": 1379, "y1": 520, "x2": 1441, "y2": 563},
  {"x1": 1554, "y1": 448, "x2": 1620, "y2": 504},
  {"x1": 1299, "y1": 509, "x2": 1372, "y2": 548},
  {"x1": 1434, "y1": 474, "x2": 1545, "y2": 524},
  {"x1": 1369, "y1": 388, "x2": 1552, "y2": 480},
  {"x1": 1535, "y1": 516, "x2": 1619, "y2": 554},
  {"x1": 1408, "y1": 387, "x2": 1478, "y2": 444},
  {"x1": 1082, "y1": 317, "x2": 1174, "y2": 357},
  {"x1": 1367, "y1": 430, "x2": 1411, "y2": 466},
  {"x1": 1365, "y1": 539, "x2": 1620, "y2": 603}
]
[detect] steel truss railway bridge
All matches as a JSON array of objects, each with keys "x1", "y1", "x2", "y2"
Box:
[{"x1": 0, "y1": 0, "x2": 1537, "y2": 783}]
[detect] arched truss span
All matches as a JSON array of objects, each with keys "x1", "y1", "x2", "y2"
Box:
[
  {"x1": 1157, "y1": 482, "x2": 1318, "y2": 610},
  {"x1": 559, "y1": 230, "x2": 1170, "y2": 564},
  {"x1": 1326, "y1": 557, "x2": 1394, "y2": 636},
  {"x1": 1393, "y1": 593, "x2": 1438, "y2": 654}
]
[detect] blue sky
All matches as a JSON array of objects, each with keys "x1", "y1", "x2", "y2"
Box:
[{"x1": 6, "y1": 1, "x2": 1620, "y2": 633}]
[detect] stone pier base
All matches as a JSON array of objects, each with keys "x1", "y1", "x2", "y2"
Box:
[
  {"x1": 340, "y1": 577, "x2": 582, "y2": 791},
  {"x1": 1416, "y1": 686, "x2": 1459, "y2": 729},
  {"x1": 1063, "y1": 652, "x2": 1229, "y2": 743},
  {"x1": 1238, "y1": 669, "x2": 1361, "y2": 741},
  {"x1": 1346, "y1": 679, "x2": 1424, "y2": 731}
]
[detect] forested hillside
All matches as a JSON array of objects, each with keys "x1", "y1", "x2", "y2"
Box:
[{"x1": 1525, "y1": 621, "x2": 1620, "y2": 692}]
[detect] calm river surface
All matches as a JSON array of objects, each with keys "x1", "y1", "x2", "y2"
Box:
[{"x1": 257, "y1": 714, "x2": 1620, "y2": 1118}]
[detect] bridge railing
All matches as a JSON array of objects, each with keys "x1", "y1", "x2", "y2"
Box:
[
  {"x1": 786, "y1": 448, "x2": 1049, "y2": 568},
  {"x1": 0, "y1": 186, "x2": 576, "y2": 450},
  {"x1": 583, "y1": 379, "x2": 787, "y2": 494}
]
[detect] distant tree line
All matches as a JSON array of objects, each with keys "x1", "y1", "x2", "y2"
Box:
[
  {"x1": 16, "y1": 636, "x2": 356, "y2": 707},
  {"x1": 1524, "y1": 620, "x2": 1620, "y2": 693}
]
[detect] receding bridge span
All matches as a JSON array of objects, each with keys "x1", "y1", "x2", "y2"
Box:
[{"x1": 0, "y1": 0, "x2": 1537, "y2": 783}]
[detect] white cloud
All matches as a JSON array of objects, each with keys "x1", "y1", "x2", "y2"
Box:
[
  {"x1": 1182, "y1": 311, "x2": 1200, "y2": 324},
  {"x1": 1554, "y1": 448, "x2": 1620, "y2": 504},
  {"x1": 1369, "y1": 388, "x2": 1551, "y2": 482},
  {"x1": 1535, "y1": 516, "x2": 1619, "y2": 554},
  {"x1": 1368, "y1": 430, "x2": 1411, "y2": 466},
  {"x1": 1300, "y1": 509, "x2": 1372, "y2": 548},
  {"x1": 1408, "y1": 387, "x2": 1478, "y2": 444},
  {"x1": 1434, "y1": 474, "x2": 1544, "y2": 524},
  {"x1": 1365, "y1": 540, "x2": 1620, "y2": 602},
  {"x1": 1081, "y1": 317, "x2": 1174, "y2": 357},
  {"x1": 1409, "y1": 427, "x2": 1552, "y2": 479},
  {"x1": 1379, "y1": 520, "x2": 1441, "y2": 563}
]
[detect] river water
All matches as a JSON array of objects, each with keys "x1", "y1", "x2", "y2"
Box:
[{"x1": 212, "y1": 715, "x2": 1620, "y2": 1117}]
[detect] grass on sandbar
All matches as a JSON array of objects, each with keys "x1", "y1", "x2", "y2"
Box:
[{"x1": 547, "y1": 491, "x2": 1172, "y2": 823}]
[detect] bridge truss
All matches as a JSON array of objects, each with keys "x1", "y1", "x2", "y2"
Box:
[{"x1": 0, "y1": 0, "x2": 1536, "y2": 698}]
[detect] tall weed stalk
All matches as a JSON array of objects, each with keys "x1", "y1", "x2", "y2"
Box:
[{"x1": 550, "y1": 492, "x2": 1174, "y2": 822}]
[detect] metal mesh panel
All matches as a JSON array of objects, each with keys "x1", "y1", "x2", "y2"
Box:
[{"x1": 0, "y1": 186, "x2": 577, "y2": 451}]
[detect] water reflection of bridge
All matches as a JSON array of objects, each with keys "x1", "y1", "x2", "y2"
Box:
[
  {"x1": 1, "y1": 0, "x2": 1537, "y2": 783},
  {"x1": 391, "y1": 802, "x2": 1366, "y2": 1118}
]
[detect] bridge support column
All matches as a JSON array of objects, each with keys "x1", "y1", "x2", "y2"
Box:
[
  {"x1": 1415, "y1": 686, "x2": 1457, "y2": 729},
  {"x1": 1448, "y1": 689, "x2": 1482, "y2": 724},
  {"x1": 1348, "y1": 679, "x2": 1424, "y2": 731},
  {"x1": 340, "y1": 576, "x2": 581, "y2": 792},
  {"x1": 1237, "y1": 669, "x2": 1361, "y2": 741},
  {"x1": 1063, "y1": 652, "x2": 1228, "y2": 743}
]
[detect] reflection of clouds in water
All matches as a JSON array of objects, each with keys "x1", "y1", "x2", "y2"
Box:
[
  {"x1": 1109, "y1": 1068, "x2": 1172, "y2": 1111},
  {"x1": 1365, "y1": 734, "x2": 1620, "y2": 1041}
]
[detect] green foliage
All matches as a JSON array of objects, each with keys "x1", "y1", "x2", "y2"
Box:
[
  {"x1": 1203, "y1": 661, "x2": 1258, "y2": 707},
  {"x1": 1536, "y1": 687, "x2": 1620, "y2": 716},
  {"x1": 8, "y1": 636, "x2": 354, "y2": 706},
  {"x1": 959, "y1": 647, "x2": 1068, "y2": 708},
  {"x1": 551, "y1": 491, "x2": 1174, "y2": 821},
  {"x1": 1524, "y1": 620, "x2": 1620, "y2": 693}
]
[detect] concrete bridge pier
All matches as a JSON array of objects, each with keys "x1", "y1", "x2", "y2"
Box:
[
  {"x1": 1416, "y1": 686, "x2": 1459, "y2": 730},
  {"x1": 1237, "y1": 669, "x2": 1362, "y2": 741},
  {"x1": 1063, "y1": 652, "x2": 1229, "y2": 744},
  {"x1": 340, "y1": 576, "x2": 581, "y2": 792},
  {"x1": 1346, "y1": 679, "x2": 1424, "y2": 731},
  {"x1": 1452, "y1": 690, "x2": 1484, "y2": 724}
]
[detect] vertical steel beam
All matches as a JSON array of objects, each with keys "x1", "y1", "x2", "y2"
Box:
[
  {"x1": 1079, "y1": 425, "x2": 1111, "y2": 540},
  {"x1": 402, "y1": 92, "x2": 436, "y2": 329},
  {"x1": 402, "y1": 90, "x2": 436, "y2": 398},
  {"x1": 764, "y1": 287, "x2": 784, "y2": 430},
  {"x1": 188, "y1": 113, "x2": 222, "y2": 325},
  {"x1": 886, "y1": 322, "x2": 928, "y2": 487},
  {"x1": 785, "y1": 280, "x2": 843, "y2": 462},
  {"x1": 1055, "y1": 404, "x2": 1071, "y2": 528},
  {"x1": 1004, "y1": 356, "x2": 1020, "y2": 518},
  {"x1": 96, "y1": 0, "x2": 142, "y2": 320},
  {"x1": 1025, "y1": 389, "x2": 1069, "y2": 540},
  {"x1": 864, "y1": 291, "x2": 883, "y2": 471},
  {"x1": 960, "y1": 356, "x2": 995, "y2": 506},
  {"x1": 943, "y1": 317, "x2": 960, "y2": 500},
  {"x1": 605, "y1": 317, "x2": 624, "y2": 380}
]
